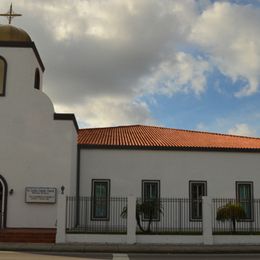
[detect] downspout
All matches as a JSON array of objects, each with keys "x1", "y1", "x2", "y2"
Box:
[{"x1": 76, "y1": 145, "x2": 81, "y2": 226}]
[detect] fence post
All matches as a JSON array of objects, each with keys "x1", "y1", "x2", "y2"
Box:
[
  {"x1": 202, "y1": 196, "x2": 213, "y2": 245},
  {"x1": 127, "y1": 195, "x2": 136, "y2": 244},
  {"x1": 56, "y1": 191, "x2": 66, "y2": 243}
]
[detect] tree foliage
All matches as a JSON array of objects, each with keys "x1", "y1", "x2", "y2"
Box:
[
  {"x1": 216, "y1": 202, "x2": 246, "y2": 232},
  {"x1": 121, "y1": 199, "x2": 163, "y2": 233}
]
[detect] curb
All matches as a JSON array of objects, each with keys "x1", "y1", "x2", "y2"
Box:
[{"x1": 0, "y1": 243, "x2": 260, "y2": 254}]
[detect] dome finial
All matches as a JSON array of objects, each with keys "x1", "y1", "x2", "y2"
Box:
[{"x1": 0, "y1": 3, "x2": 22, "y2": 25}]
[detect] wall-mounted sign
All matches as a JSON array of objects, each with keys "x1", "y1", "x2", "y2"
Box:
[{"x1": 25, "y1": 187, "x2": 56, "y2": 204}]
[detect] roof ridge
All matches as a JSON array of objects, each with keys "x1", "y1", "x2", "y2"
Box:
[
  {"x1": 154, "y1": 126, "x2": 260, "y2": 140},
  {"x1": 79, "y1": 124, "x2": 142, "y2": 131},
  {"x1": 79, "y1": 124, "x2": 260, "y2": 140}
]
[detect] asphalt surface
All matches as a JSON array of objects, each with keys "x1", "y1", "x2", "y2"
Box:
[
  {"x1": 2, "y1": 252, "x2": 260, "y2": 260},
  {"x1": 1, "y1": 243, "x2": 260, "y2": 254}
]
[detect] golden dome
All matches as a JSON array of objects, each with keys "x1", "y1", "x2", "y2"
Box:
[{"x1": 0, "y1": 24, "x2": 31, "y2": 42}]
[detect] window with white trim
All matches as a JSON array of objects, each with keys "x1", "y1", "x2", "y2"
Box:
[
  {"x1": 189, "y1": 181, "x2": 207, "y2": 220},
  {"x1": 34, "y1": 68, "x2": 40, "y2": 90},
  {"x1": 142, "y1": 180, "x2": 160, "y2": 220},
  {"x1": 0, "y1": 56, "x2": 7, "y2": 96},
  {"x1": 91, "y1": 179, "x2": 110, "y2": 220},
  {"x1": 236, "y1": 181, "x2": 253, "y2": 220}
]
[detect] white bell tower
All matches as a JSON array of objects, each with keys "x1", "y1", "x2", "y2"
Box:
[
  {"x1": 0, "y1": 4, "x2": 44, "y2": 97},
  {"x1": 0, "y1": 6, "x2": 78, "y2": 232},
  {"x1": 0, "y1": 25, "x2": 44, "y2": 97}
]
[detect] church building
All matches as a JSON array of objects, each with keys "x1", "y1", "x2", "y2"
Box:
[
  {"x1": 0, "y1": 22, "x2": 78, "y2": 242},
  {"x1": 1, "y1": 11, "x2": 260, "y2": 244}
]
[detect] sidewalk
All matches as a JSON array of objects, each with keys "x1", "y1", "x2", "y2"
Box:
[{"x1": 0, "y1": 243, "x2": 260, "y2": 254}]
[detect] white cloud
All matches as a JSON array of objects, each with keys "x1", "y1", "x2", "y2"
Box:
[
  {"x1": 0, "y1": 0, "x2": 200, "y2": 127},
  {"x1": 6, "y1": 0, "x2": 196, "y2": 100},
  {"x1": 196, "y1": 122, "x2": 208, "y2": 131},
  {"x1": 14, "y1": 0, "x2": 198, "y2": 44},
  {"x1": 228, "y1": 123, "x2": 256, "y2": 137},
  {"x1": 54, "y1": 96, "x2": 154, "y2": 128},
  {"x1": 190, "y1": 2, "x2": 260, "y2": 97},
  {"x1": 140, "y1": 52, "x2": 211, "y2": 96},
  {"x1": 197, "y1": 119, "x2": 259, "y2": 137},
  {"x1": 2, "y1": 0, "x2": 260, "y2": 128}
]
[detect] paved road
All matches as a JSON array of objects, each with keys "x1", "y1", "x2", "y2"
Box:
[
  {"x1": 129, "y1": 254, "x2": 260, "y2": 259},
  {"x1": 1, "y1": 252, "x2": 260, "y2": 260}
]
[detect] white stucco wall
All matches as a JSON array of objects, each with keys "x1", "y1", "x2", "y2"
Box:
[
  {"x1": 65, "y1": 234, "x2": 203, "y2": 244},
  {"x1": 79, "y1": 149, "x2": 260, "y2": 198},
  {"x1": 0, "y1": 47, "x2": 77, "y2": 228}
]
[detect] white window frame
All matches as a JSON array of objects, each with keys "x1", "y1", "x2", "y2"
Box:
[
  {"x1": 189, "y1": 180, "x2": 207, "y2": 221},
  {"x1": 142, "y1": 180, "x2": 160, "y2": 221},
  {"x1": 91, "y1": 179, "x2": 110, "y2": 221},
  {"x1": 236, "y1": 181, "x2": 254, "y2": 221},
  {"x1": 0, "y1": 56, "x2": 7, "y2": 96}
]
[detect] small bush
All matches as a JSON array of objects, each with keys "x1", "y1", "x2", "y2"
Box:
[{"x1": 216, "y1": 202, "x2": 246, "y2": 232}]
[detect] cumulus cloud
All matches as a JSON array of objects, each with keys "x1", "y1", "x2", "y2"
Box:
[
  {"x1": 0, "y1": 0, "x2": 202, "y2": 126},
  {"x1": 228, "y1": 123, "x2": 256, "y2": 137},
  {"x1": 196, "y1": 121, "x2": 258, "y2": 137},
  {"x1": 10, "y1": 0, "x2": 198, "y2": 103},
  {"x1": 140, "y1": 52, "x2": 211, "y2": 96},
  {"x1": 54, "y1": 96, "x2": 154, "y2": 128},
  {"x1": 190, "y1": 2, "x2": 260, "y2": 97},
  {"x1": 196, "y1": 122, "x2": 208, "y2": 131},
  {"x1": 1, "y1": 0, "x2": 260, "y2": 128}
]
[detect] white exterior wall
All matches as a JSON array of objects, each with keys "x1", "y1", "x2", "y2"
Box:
[
  {"x1": 80, "y1": 149, "x2": 260, "y2": 198},
  {"x1": 66, "y1": 234, "x2": 127, "y2": 244},
  {"x1": 65, "y1": 234, "x2": 203, "y2": 244},
  {"x1": 0, "y1": 47, "x2": 77, "y2": 228},
  {"x1": 65, "y1": 233, "x2": 260, "y2": 244}
]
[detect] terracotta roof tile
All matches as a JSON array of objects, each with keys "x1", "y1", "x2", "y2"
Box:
[{"x1": 78, "y1": 125, "x2": 260, "y2": 150}]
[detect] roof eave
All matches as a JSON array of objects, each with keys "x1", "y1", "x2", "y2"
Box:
[{"x1": 77, "y1": 144, "x2": 260, "y2": 153}]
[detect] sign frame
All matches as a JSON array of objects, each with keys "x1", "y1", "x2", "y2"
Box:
[{"x1": 25, "y1": 187, "x2": 57, "y2": 204}]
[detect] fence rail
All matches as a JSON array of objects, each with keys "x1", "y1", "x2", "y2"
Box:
[
  {"x1": 136, "y1": 198, "x2": 202, "y2": 234},
  {"x1": 66, "y1": 196, "x2": 260, "y2": 235},
  {"x1": 66, "y1": 196, "x2": 127, "y2": 234},
  {"x1": 66, "y1": 196, "x2": 202, "y2": 234},
  {"x1": 213, "y1": 198, "x2": 260, "y2": 234}
]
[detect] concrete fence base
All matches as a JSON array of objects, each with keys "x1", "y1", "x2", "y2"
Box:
[{"x1": 56, "y1": 195, "x2": 259, "y2": 245}]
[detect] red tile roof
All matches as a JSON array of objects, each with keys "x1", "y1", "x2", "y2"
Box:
[{"x1": 78, "y1": 125, "x2": 260, "y2": 151}]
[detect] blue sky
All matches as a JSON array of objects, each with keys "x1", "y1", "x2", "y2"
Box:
[
  {"x1": 146, "y1": 66, "x2": 260, "y2": 135},
  {"x1": 1, "y1": 0, "x2": 260, "y2": 136}
]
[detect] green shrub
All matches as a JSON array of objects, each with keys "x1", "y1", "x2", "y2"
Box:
[
  {"x1": 121, "y1": 199, "x2": 163, "y2": 233},
  {"x1": 216, "y1": 202, "x2": 246, "y2": 232}
]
